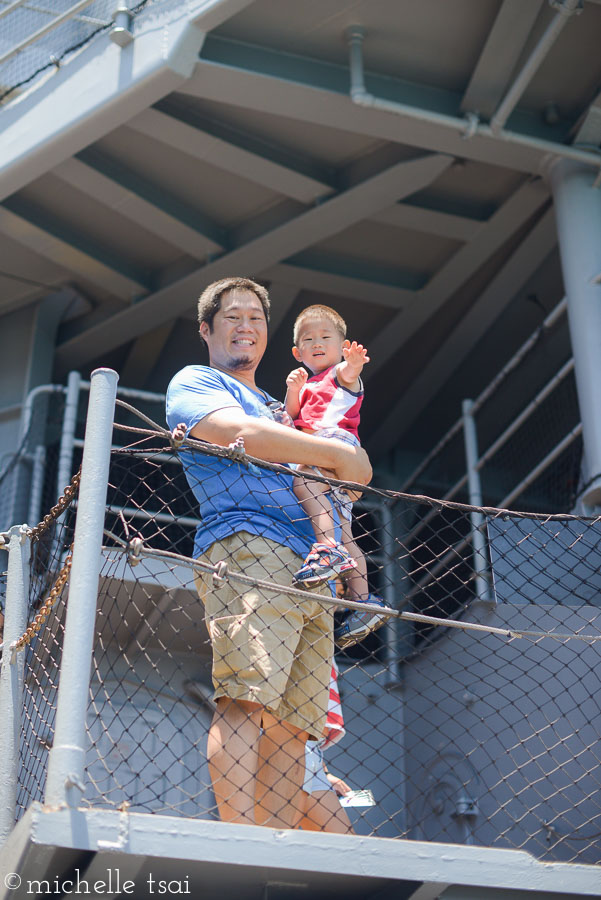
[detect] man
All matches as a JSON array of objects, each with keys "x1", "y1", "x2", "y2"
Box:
[{"x1": 166, "y1": 276, "x2": 371, "y2": 828}]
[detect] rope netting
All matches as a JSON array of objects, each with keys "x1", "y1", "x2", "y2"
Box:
[{"x1": 11, "y1": 402, "x2": 601, "y2": 865}]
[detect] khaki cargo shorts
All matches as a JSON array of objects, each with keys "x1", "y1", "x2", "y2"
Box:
[{"x1": 194, "y1": 531, "x2": 333, "y2": 740}]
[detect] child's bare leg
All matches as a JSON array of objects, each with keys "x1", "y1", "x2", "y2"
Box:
[
  {"x1": 293, "y1": 472, "x2": 337, "y2": 545},
  {"x1": 340, "y1": 520, "x2": 370, "y2": 601}
]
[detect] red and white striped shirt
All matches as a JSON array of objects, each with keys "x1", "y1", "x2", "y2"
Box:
[
  {"x1": 322, "y1": 661, "x2": 346, "y2": 750},
  {"x1": 294, "y1": 364, "x2": 363, "y2": 440}
]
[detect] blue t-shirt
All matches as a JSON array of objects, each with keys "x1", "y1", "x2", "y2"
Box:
[{"x1": 166, "y1": 365, "x2": 323, "y2": 559}]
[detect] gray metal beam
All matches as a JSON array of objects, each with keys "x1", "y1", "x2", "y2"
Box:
[
  {"x1": 261, "y1": 262, "x2": 413, "y2": 310},
  {"x1": 365, "y1": 178, "x2": 550, "y2": 381},
  {"x1": 3, "y1": 804, "x2": 601, "y2": 897},
  {"x1": 460, "y1": 0, "x2": 546, "y2": 118},
  {"x1": 571, "y1": 86, "x2": 601, "y2": 145},
  {"x1": 120, "y1": 323, "x2": 176, "y2": 389},
  {"x1": 127, "y1": 106, "x2": 334, "y2": 204},
  {"x1": 52, "y1": 153, "x2": 225, "y2": 258},
  {"x1": 265, "y1": 282, "x2": 300, "y2": 338},
  {"x1": 369, "y1": 207, "x2": 557, "y2": 454},
  {"x1": 0, "y1": 0, "x2": 256, "y2": 203},
  {"x1": 55, "y1": 152, "x2": 452, "y2": 368},
  {"x1": 370, "y1": 203, "x2": 482, "y2": 242},
  {"x1": 0, "y1": 201, "x2": 148, "y2": 300},
  {"x1": 182, "y1": 38, "x2": 567, "y2": 176}
]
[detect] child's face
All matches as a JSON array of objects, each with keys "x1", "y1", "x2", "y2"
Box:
[{"x1": 292, "y1": 317, "x2": 344, "y2": 374}]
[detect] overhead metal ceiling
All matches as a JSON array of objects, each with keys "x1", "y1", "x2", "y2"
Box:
[{"x1": 2, "y1": 0, "x2": 601, "y2": 466}]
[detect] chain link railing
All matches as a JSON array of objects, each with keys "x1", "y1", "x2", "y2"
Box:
[{"x1": 3, "y1": 395, "x2": 601, "y2": 864}]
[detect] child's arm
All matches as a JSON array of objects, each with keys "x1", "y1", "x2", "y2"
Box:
[
  {"x1": 285, "y1": 367, "x2": 308, "y2": 420},
  {"x1": 336, "y1": 340, "x2": 370, "y2": 391}
]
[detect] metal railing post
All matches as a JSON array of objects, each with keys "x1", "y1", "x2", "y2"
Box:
[
  {"x1": 462, "y1": 399, "x2": 493, "y2": 606},
  {"x1": 56, "y1": 370, "x2": 81, "y2": 503},
  {"x1": 0, "y1": 525, "x2": 31, "y2": 842},
  {"x1": 44, "y1": 368, "x2": 118, "y2": 809}
]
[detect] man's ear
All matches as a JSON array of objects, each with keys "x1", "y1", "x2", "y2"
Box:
[
  {"x1": 292, "y1": 346, "x2": 302, "y2": 362},
  {"x1": 199, "y1": 321, "x2": 209, "y2": 344}
]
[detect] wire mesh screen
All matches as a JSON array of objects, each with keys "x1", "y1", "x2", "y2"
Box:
[
  {"x1": 0, "y1": 0, "x2": 155, "y2": 105},
  {"x1": 11, "y1": 412, "x2": 601, "y2": 866}
]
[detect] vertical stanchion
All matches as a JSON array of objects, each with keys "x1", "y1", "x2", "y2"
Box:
[
  {"x1": 462, "y1": 399, "x2": 493, "y2": 606},
  {"x1": 0, "y1": 525, "x2": 31, "y2": 842},
  {"x1": 44, "y1": 368, "x2": 118, "y2": 809},
  {"x1": 56, "y1": 370, "x2": 81, "y2": 503},
  {"x1": 547, "y1": 159, "x2": 601, "y2": 510},
  {"x1": 380, "y1": 502, "x2": 400, "y2": 682},
  {"x1": 27, "y1": 445, "x2": 46, "y2": 527}
]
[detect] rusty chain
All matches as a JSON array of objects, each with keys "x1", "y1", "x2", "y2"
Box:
[
  {"x1": 9, "y1": 470, "x2": 81, "y2": 657},
  {"x1": 28, "y1": 468, "x2": 81, "y2": 544},
  {"x1": 11, "y1": 546, "x2": 73, "y2": 656}
]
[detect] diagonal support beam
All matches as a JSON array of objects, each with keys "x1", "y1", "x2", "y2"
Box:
[
  {"x1": 370, "y1": 203, "x2": 483, "y2": 242},
  {"x1": 364, "y1": 178, "x2": 550, "y2": 381},
  {"x1": 128, "y1": 106, "x2": 335, "y2": 204},
  {"x1": 0, "y1": 0, "x2": 256, "y2": 202},
  {"x1": 0, "y1": 200, "x2": 148, "y2": 299},
  {"x1": 53, "y1": 152, "x2": 225, "y2": 258},
  {"x1": 120, "y1": 322, "x2": 176, "y2": 388},
  {"x1": 369, "y1": 207, "x2": 557, "y2": 455},
  {"x1": 261, "y1": 262, "x2": 413, "y2": 310},
  {"x1": 571, "y1": 86, "x2": 601, "y2": 146},
  {"x1": 460, "y1": 0, "x2": 545, "y2": 118},
  {"x1": 55, "y1": 152, "x2": 453, "y2": 368}
]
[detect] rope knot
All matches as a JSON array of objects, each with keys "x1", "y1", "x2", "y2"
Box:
[
  {"x1": 128, "y1": 537, "x2": 144, "y2": 566},
  {"x1": 212, "y1": 560, "x2": 228, "y2": 587},
  {"x1": 170, "y1": 423, "x2": 187, "y2": 449},
  {"x1": 227, "y1": 436, "x2": 246, "y2": 461}
]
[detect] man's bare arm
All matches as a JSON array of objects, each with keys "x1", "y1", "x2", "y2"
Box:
[{"x1": 189, "y1": 407, "x2": 372, "y2": 486}]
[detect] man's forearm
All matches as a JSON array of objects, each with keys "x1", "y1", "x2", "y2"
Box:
[{"x1": 190, "y1": 408, "x2": 371, "y2": 484}]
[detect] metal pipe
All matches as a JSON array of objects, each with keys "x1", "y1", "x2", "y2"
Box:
[
  {"x1": 0, "y1": 525, "x2": 31, "y2": 842},
  {"x1": 56, "y1": 371, "x2": 81, "y2": 503},
  {"x1": 44, "y1": 368, "x2": 118, "y2": 809},
  {"x1": 548, "y1": 159, "x2": 601, "y2": 508},
  {"x1": 498, "y1": 422, "x2": 582, "y2": 509},
  {"x1": 27, "y1": 445, "x2": 46, "y2": 528},
  {"x1": 379, "y1": 501, "x2": 399, "y2": 680},
  {"x1": 462, "y1": 400, "x2": 492, "y2": 605},
  {"x1": 0, "y1": 0, "x2": 99, "y2": 66},
  {"x1": 79, "y1": 381, "x2": 166, "y2": 404},
  {"x1": 347, "y1": 26, "x2": 601, "y2": 171},
  {"x1": 20, "y1": 384, "x2": 63, "y2": 442},
  {"x1": 0, "y1": 0, "x2": 29, "y2": 22},
  {"x1": 489, "y1": 0, "x2": 582, "y2": 135}
]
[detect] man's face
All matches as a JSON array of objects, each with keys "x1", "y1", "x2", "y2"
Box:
[{"x1": 200, "y1": 288, "x2": 268, "y2": 376}]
